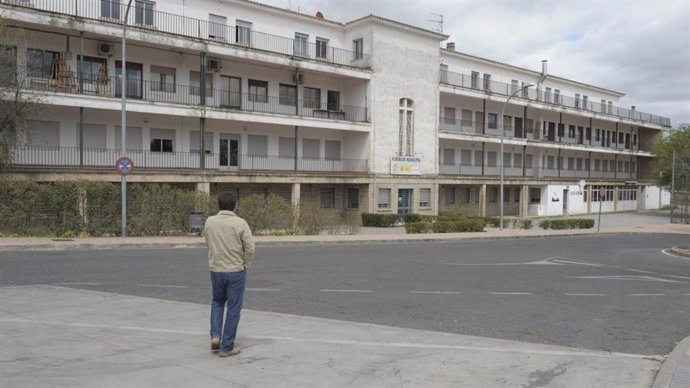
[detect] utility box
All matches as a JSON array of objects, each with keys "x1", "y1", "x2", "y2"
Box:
[{"x1": 189, "y1": 212, "x2": 204, "y2": 235}]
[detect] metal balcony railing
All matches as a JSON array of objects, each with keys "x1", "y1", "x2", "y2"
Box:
[
  {"x1": 12, "y1": 146, "x2": 369, "y2": 173},
  {"x1": 23, "y1": 72, "x2": 369, "y2": 122},
  {"x1": 1, "y1": 0, "x2": 371, "y2": 69},
  {"x1": 440, "y1": 70, "x2": 671, "y2": 127}
]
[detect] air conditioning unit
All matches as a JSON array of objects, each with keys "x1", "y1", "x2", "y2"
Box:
[
  {"x1": 207, "y1": 59, "x2": 222, "y2": 72},
  {"x1": 98, "y1": 42, "x2": 113, "y2": 56}
]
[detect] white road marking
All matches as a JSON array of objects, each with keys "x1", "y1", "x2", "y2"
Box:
[
  {"x1": 568, "y1": 275, "x2": 684, "y2": 283},
  {"x1": 52, "y1": 282, "x2": 100, "y2": 286},
  {"x1": 0, "y1": 317, "x2": 663, "y2": 361},
  {"x1": 409, "y1": 291, "x2": 462, "y2": 295},
  {"x1": 661, "y1": 249, "x2": 686, "y2": 259},
  {"x1": 565, "y1": 293, "x2": 605, "y2": 296},
  {"x1": 629, "y1": 294, "x2": 665, "y2": 296},
  {"x1": 320, "y1": 289, "x2": 373, "y2": 293},
  {"x1": 489, "y1": 292, "x2": 533, "y2": 295},
  {"x1": 247, "y1": 288, "x2": 281, "y2": 292},
  {"x1": 137, "y1": 284, "x2": 188, "y2": 289},
  {"x1": 669, "y1": 275, "x2": 690, "y2": 280}
]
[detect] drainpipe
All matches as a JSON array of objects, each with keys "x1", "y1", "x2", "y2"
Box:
[{"x1": 536, "y1": 60, "x2": 547, "y2": 102}]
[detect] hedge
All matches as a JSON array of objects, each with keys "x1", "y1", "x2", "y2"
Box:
[
  {"x1": 405, "y1": 217, "x2": 485, "y2": 234},
  {"x1": 540, "y1": 218, "x2": 595, "y2": 230},
  {"x1": 361, "y1": 213, "x2": 400, "y2": 227}
]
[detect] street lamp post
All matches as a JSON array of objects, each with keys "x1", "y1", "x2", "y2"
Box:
[
  {"x1": 121, "y1": 0, "x2": 133, "y2": 237},
  {"x1": 500, "y1": 84, "x2": 534, "y2": 230}
]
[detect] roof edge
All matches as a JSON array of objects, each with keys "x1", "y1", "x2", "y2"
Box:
[{"x1": 347, "y1": 15, "x2": 449, "y2": 41}]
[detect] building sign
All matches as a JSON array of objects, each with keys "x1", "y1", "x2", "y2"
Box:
[{"x1": 391, "y1": 156, "x2": 421, "y2": 175}]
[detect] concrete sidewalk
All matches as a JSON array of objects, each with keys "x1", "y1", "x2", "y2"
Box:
[{"x1": 0, "y1": 286, "x2": 666, "y2": 388}]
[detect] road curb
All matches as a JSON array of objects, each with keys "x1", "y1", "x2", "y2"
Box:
[
  {"x1": 670, "y1": 246, "x2": 690, "y2": 258},
  {"x1": 0, "y1": 230, "x2": 686, "y2": 251},
  {"x1": 652, "y1": 336, "x2": 690, "y2": 388}
]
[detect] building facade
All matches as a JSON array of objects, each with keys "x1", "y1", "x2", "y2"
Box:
[{"x1": 0, "y1": 0, "x2": 672, "y2": 218}]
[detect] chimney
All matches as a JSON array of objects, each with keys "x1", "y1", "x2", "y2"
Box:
[
  {"x1": 315, "y1": 11, "x2": 324, "y2": 19},
  {"x1": 541, "y1": 60, "x2": 548, "y2": 76},
  {"x1": 446, "y1": 42, "x2": 455, "y2": 51}
]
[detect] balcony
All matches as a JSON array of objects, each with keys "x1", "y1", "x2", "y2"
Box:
[
  {"x1": 440, "y1": 70, "x2": 671, "y2": 127},
  {"x1": 439, "y1": 163, "x2": 636, "y2": 180},
  {"x1": 12, "y1": 146, "x2": 369, "y2": 173},
  {"x1": 0, "y1": 0, "x2": 371, "y2": 69},
  {"x1": 22, "y1": 73, "x2": 369, "y2": 123}
]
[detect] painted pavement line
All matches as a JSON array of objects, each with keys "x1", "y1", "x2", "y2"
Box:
[
  {"x1": 409, "y1": 291, "x2": 462, "y2": 295},
  {"x1": 320, "y1": 289, "x2": 373, "y2": 293},
  {"x1": 0, "y1": 317, "x2": 663, "y2": 361},
  {"x1": 629, "y1": 294, "x2": 666, "y2": 296}
]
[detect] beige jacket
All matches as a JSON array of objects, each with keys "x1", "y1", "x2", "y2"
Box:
[{"x1": 204, "y1": 210, "x2": 255, "y2": 272}]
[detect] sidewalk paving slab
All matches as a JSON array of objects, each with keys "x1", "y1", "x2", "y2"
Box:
[{"x1": 0, "y1": 286, "x2": 664, "y2": 388}]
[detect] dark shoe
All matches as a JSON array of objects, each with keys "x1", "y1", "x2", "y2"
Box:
[
  {"x1": 211, "y1": 338, "x2": 221, "y2": 351},
  {"x1": 218, "y1": 346, "x2": 241, "y2": 357}
]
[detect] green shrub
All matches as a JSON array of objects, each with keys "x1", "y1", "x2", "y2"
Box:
[
  {"x1": 405, "y1": 221, "x2": 432, "y2": 234},
  {"x1": 515, "y1": 219, "x2": 533, "y2": 229},
  {"x1": 540, "y1": 218, "x2": 595, "y2": 230},
  {"x1": 437, "y1": 212, "x2": 464, "y2": 222},
  {"x1": 361, "y1": 213, "x2": 399, "y2": 227}
]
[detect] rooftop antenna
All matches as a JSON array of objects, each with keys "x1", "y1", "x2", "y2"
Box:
[{"x1": 429, "y1": 13, "x2": 443, "y2": 33}]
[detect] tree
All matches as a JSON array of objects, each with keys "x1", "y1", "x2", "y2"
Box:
[
  {"x1": 0, "y1": 22, "x2": 40, "y2": 174},
  {"x1": 651, "y1": 124, "x2": 690, "y2": 187}
]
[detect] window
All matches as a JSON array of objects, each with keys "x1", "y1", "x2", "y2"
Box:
[
  {"x1": 302, "y1": 138, "x2": 320, "y2": 159},
  {"x1": 568, "y1": 157, "x2": 575, "y2": 170},
  {"x1": 27, "y1": 120, "x2": 59, "y2": 147},
  {"x1": 303, "y1": 87, "x2": 321, "y2": 109},
  {"x1": 576, "y1": 158, "x2": 583, "y2": 171},
  {"x1": 247, "y1": 135, "x2": 267, "y2": 156},
  {"x1": 378, "y1": 188, "x2": 391, "y2": 209},
  {"x1": 521, "y1": 82, "x2": 529, "y2": 98},
  {"x1": 442, "y1": 148, "x2": 455, "y2": 165},
  {"x1": 511, "y1": 80, "x2": 519, "y2": 94},
  {"x1": 276, "y1": 187, "x2": 292, "y2": 203},
  {"x1": 483, "y1": 73, "x2": 491, "y2": 90},
  {"x1": 278, "y1": 137, "x2": 295, "y2": 158},
  {"x1": 316, "y1": 38, "x2": 329, "y2": 59},
  {"x1": 585, "y1": 159, "x2": 590, "y2": 171},
  {"x1": 189, "y1": 130, "x2": 212, "y2": 154},
  {"x1": 320, "y1": 188, "x2": 335, "y2": 208},
  {"x1": 633, "y1": 134, "x2": 637, "y2": 145},
  {"x1": 514, "y1": 187, "x2": 521, "y2": 203},
  {"x1": 601, "y1": 99, "x2": 607, "y2": 113},
  {"x1": 80, "y1": 123, "x2": 107, "y2": 149},
  {"x1": 547, "y1": 155, "x2": 555, "y2": 169},
  {"x1": 77, "y1": 56, "x2": 106, "y2": 84},
  {"x1": 1, "y1": 45, "x2": 17, "y2": 81},
  {"x1": 503, "y1": 152, "x2": 511, "y2": 167},
  {"x1": 488, "y1": 187, "x2": 498, "y2": 203},
  {"x1": 248, "y1": 79, "x2": 268, "y2": 103},
  {"x1": 445, "y1": 186, "x2": 455, "y2": 205},
  {"x1": 618, "y1": 186, "x2": 637, "y2": 201},
  {"x1": 419, "y1": 188, "x2": 431, "y2": 208},
  {"x1": 443, "y1": 107, "x2": 456, "y2": 125},
  {"x1": 503, "y1": 187, "x2": 510, "y2": 203},
  {"x1": 595, "y1": 129, "x2": 600, "y2": 141},
  {"x1": 594, "y1": 159, "x2": 601, "y2": 172},
  {"x1": 27, "y1": 49, "x2": 59, "y2": 78},
  {"x1": 101, "y1": 0, "x2": 121, "y2": 20},
  {"x1": 135, "y1": 1, "x2": 154, "y2": 26},
  {"x1": 440, "y1": 64, "x2": 448, "y2": 83},
  {"x1": 279, "y1": 83, "x2": 296, "y2": 106},
  {"x1": 150, "y1": 128, "x2": 174, "y2": 153},
  {"x1": 460, "y1": 150, "x2": 471, "y2": 166},
  {"x1": 558, "y1": 123, "x2": 564, "y2": 138},
  {"x1": 353, "y1": 38, "x2": 363, "y2": 60},
  {"x1": 487, "y1": 113, "x2": 497, "y2": 129},
  {"x1": 525, "y1": 154, "x2": 533, "y2": 168},
  {"x1": 586, "y1": 127, "x2": 591, "y2": 141},
  {"x1": 592, "y1": 185, "x2": 614, "y2": 202},
  {"x1": 514, "y1": 154, "x2": 522, "y2": 168},
  {"x1": 582, "y1": 95, "x2": 588, "y2": 109},
  {"x1": 461, "y1": 187, "x2": 471, "y2": 204},
  {"x1": 208, "y1": 14, "x2": 228, "y2": 40},
  {"x1": 619, "y1": 132, "x2": 625, "y2": 144},
  {"x1": 150, "y1": 65, "x2": 175, "y2": 92},
  {"x1": 554, "y1": 89, "x2": 561, "y2": 104},
  {"x1": 474, "y1": 150, "x2": 483, "y2": 166},
  {"x1": 294, "y1": 33, "x2": 308, "y2": 56},
  {"x1": 347, "y1": 188, "x2": 359, "y2": 209},
  {"x1": 236, "y1": 20, "x2": 252, "y2": 45},
  {"x1": 575, "y1": 94, "x2": 580, "y2": 109},
  {"x1": 398, "y1": 98, "x2": 414, "y2": 156},
  {"x1": 471, "y1": 71, "x2": 480, "y2": 89},
  {"x1": 325, "y1": 140, "x2": 341, "y2": 161},
  {"x1": 487, "y1": 152, "x2": 497, "y2": 167},
  {"x1": 544, "y1": 87, "x2": 552, "y2": 103},
  {"x1": 568, "y1": 125, "x2": 575, "y2": 139},
  {"x1": 608, "y1": 101, "x2": 613, "y2": 114},
  {"x1": 190, "y1": 71, "x2": 213, "y2": 96},
  {"x1": 327, "y1": 90, "x2": 340, "y2": 111},
  {"x1": 529, "y1": 188, "x2": 541, "y2": 204}
]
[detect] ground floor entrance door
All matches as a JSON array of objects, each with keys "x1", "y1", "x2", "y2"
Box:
[
  {"x1": 563, "y1": 189, "x2": 569, "y2": 214},
  {"x1": 397, "y1": 189, "x2": 413, "y2": 214}
]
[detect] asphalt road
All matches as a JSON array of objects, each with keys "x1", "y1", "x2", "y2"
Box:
[{"x1": 1, "y1": 234, "x2": 689, "y2": 355}]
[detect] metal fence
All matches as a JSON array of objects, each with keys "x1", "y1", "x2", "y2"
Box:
[
  {"x1": 440, "y1": 70, "x2": 671, "y2": 127},
  {"x1": 24, "y1": 73, "x2": 368, "y2": 122},
  {"x1": 1, "y1": 0, "x2": 371, "y2": 68},
  {"x1": 12, "y1": 146, "x2": 369, "y2": 173},
  {"x1": 671, "y1": 159, "x2": 690, "y2": 224}
]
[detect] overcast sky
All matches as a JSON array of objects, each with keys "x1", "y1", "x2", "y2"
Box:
[{"x1": 259, "y1": 0, "x2": 690, "y2": 128}]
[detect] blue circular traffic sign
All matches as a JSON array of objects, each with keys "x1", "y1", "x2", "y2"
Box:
[{"x1": 116, "y1": 157, "x2": 134, "y2": 176}]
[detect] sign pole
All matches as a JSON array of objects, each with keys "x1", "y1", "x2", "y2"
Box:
[{"x1": 597, "y1": 187, "x2": 605, "y2": 233}]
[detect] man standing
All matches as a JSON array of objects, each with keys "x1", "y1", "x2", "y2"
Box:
[{"x1": 204, "y1": 192, "x2": 255, "y2": 357}]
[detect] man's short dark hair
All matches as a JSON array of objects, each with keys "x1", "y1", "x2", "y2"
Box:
[{"x1": 218, "y1": 192, "x2": 237, "y2": 211}]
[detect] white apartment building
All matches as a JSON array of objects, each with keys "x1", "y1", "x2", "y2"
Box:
[{"x1": 0, "y1": 0, "x2": 672, "y2": 218}]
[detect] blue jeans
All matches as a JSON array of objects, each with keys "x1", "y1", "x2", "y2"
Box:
[{"x1": 210, "y1": 270, "x2": 246, "y2": 351}]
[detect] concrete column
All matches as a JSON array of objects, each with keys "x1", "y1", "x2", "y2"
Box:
[
  {"x1": 520, "y1": 184, "x2": 529, "y2": 217},
  {"x1": 291, "y1": 183, "x2": 301, "y2": 207},
  {"x1": 480, "y1": 184, "x2": 487, "y2": 217},
  {"x1": 636, "y1": 185, "x2": 642, "y2": 211},
  {"x1": 613, "y1": 185, "x2": 619, "y2": 211},
  {"x1": 587, "y1": 185, "x2": 592, "y2": 213},
  {"x1": 196, "y1": 182, "x2": 210, "y2": 195}
]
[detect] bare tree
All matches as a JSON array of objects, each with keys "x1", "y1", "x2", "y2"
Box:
[{"x1": 0, "y1": 22, "x2": 40, "y2": 173}]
